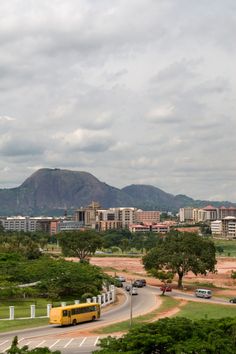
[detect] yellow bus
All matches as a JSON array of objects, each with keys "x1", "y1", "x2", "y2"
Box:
[{"x1": 49, "y1": 302, "x2": 101, "y2": 326}]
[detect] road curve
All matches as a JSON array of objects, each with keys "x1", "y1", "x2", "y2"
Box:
[{"x1": 0, "y1": 285, "x2": 234, "y2": 354}]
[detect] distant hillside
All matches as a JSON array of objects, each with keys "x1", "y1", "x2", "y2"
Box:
[{"x1": 0, "y1": 168, "x2": 234, "y2": 215}]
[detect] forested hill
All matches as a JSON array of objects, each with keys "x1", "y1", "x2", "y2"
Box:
[{"x1": 0, "y1": 168, "x2": 234, "y2": 215}]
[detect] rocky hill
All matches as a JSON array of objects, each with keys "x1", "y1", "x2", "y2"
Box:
[{"x1": 0, "y1": 168, "x2": 234, "y2": 215}]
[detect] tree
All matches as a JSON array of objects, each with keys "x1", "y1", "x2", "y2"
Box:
[
  {"x1": 143, "y1": 231, "x2": 216, "y2": 288},
  {"x1": 58, "y1": 230, "x2": 103, "y2": 262},
  {"x1": 153, "y1": 270, "x2": 174, "y2": 295},
  {"x1": 94, "y1": 317, "x2": 236, "y2": 354},
  {"x1": 35, "y1": 258, "x2": 106, "y2": 299}
]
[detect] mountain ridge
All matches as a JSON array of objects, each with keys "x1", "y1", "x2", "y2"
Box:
[{"x1": 0, "y1": 168, "x2": 234, "y2": 216}]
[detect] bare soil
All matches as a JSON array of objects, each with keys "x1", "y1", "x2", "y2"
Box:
[{"x1": 90, "y1": 256, "x2": 236, "y2": 295}]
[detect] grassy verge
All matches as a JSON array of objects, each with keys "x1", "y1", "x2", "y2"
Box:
[
  {"x1": 0, "y1": 318, "x2": 49, "y2": 333},
  {"x1": 214, "y1": 239, "x2": 236, "y2": 257},
  {"x1": 94, "y1": 296, "x2": 179, "y2": 334},
  {"x1": 0, "y1": 298, "x2": 77, "y2": 320},
  {"x1": 176, "y1": 301, "x2": 236, "y2": 320},
  {"x1": 0, "y1": 299, "x2": 50, "y2": 319}
]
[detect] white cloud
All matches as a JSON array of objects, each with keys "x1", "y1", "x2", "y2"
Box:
[{"x1": 0, "y1": 0, "x2": 235, "y2": 202}]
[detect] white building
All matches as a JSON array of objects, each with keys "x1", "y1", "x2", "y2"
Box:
[
  {"x1": 0, "y1": 216, "x2": 54, "y2": 233},
  {"x1": 210, "y1": 220, "x2": 222, "y2": 235},
  {"x1": 179, "y1": 207, "x2": 194, "y2": 222}
]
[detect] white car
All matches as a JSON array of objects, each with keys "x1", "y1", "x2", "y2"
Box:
[
  {"x1": 115, "y1": 276, "x2": 126, "y2": 282},
  {"x1": 130, "y1": 287, "x2": 138, "y2": 295},
  {"x1": 126, "y1": 286, "x2": 138, "y2": 295}
]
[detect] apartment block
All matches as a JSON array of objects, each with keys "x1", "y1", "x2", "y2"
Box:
[
  {"x1": 179, "y1": 207, "x2": 194, "y2": 222},
  {"x1": 99, "y1": 220, "x2": 123, "y2": 231},
  {"x1": 217, "y1": 206, "x2": 236, "y2": 219},
  {"x1": 129, "y1": 222, "x2": 170, "y2": 233},
  {"x1": 222, "y1": 216, "x2": 236, "y2": 238},
  {"x1": 210, "y1": 220, "x2": 222, "y2": 235},
  {"x1": 0, "y1": 216, "x2": 54, "y2": 233},
  {"x1": 135, "y1": 210, "x2": 160, "y2": 224}
]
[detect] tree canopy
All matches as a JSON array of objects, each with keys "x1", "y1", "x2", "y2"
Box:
[
  {"x1": 58, "y1": 230, "x2": 103, "y2": 261},
  {"x1": 142, "y1": 231, "x2": 216, "y2": 288},
  {"x1": 94, "y1": 317, "x2": 236, "y2": 354}
]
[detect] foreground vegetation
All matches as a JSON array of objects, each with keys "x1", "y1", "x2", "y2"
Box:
[
  {"x1": 2, "y1": 336, "x2": 60, "y2": 354},
  {"x1": 94, "y1": 317, "x2": 236, "y2": 353}
]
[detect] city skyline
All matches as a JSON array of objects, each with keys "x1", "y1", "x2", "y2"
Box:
[{"x1": 0, "y1": 1, "x2": 235, "y2": 201}]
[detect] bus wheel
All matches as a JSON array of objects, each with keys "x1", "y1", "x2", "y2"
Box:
[
  {"x1": 92, "y1": 316, "x2": 96, "y2": 321},
  {"x1": 72, "y1": 319, "x2": 77, "y2": 326}
]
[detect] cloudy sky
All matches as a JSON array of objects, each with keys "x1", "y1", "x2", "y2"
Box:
[{"x1": 0, "y1": 0, "x2": 235, "y2": 201}]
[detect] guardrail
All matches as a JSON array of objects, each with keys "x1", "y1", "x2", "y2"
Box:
[{"x1": 0, "y1": 285, "x2": 115, "y2": 321}]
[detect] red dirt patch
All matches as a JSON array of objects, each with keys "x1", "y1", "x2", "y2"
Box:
[{"x1": 89, "y1": 256, "x2": 236, "y2": 294}]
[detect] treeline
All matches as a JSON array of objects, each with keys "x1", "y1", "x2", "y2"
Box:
[{"x1": 0, "y1": 231, "x2": 111, "y2": 301}]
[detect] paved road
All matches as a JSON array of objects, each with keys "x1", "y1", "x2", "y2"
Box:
[
  {"x1": 0, "y1": 285, "x2": 233, "y2": 353},
  {"x1": 0, "y1": 336, "x2": 107, "y2": 354},
  {"x1": 0, "y1": 285, "x2": 158, "y2": 353}
]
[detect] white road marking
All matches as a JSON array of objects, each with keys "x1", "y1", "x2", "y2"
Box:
[
  {"x1": 35, "y1": 340, "x2": 46, "y2": 348},
  {"x1": 49, "y1": 339, "x2": 60, "y2": 349},
  {"x1": 64, "y1": 338, "x2": 74, "y2": 348},
  {"x1": 79, "y1": 337, "x2": 87, "y2": 346},
  {"x1": 0, "y1": 340, "x2": 9, "y2": 346},
  {"x1": 24, "y1": 341, "x2": 31, "y2": 346},
  {"x1": 94, "y1": 336, "x2": 100, "y2": 346}
]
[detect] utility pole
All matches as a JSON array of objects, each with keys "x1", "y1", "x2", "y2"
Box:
[{"x1": 129, "y1": 279, "x2": 133, "y2": 328}]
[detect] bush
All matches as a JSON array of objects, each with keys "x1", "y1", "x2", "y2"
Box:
[{"x1": 80, "y1": 293, "x2": 94, "y2": 302}]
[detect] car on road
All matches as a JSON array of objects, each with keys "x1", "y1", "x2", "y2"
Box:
[
  {"x1": 115, "y1": 275, "x2": 126, "y2": 282},
  {"x1": 125, "y1": 285, "x2": 138, "y2": 295},
  {"x1": 140, "y1": 279, "x2": 147, "y2": 286},
  {"x1": 132, "y1": 280, "x2": 144, "y2": 288},
  {"x1": 229, "y1": 298, "x2": 236, "y2": 303},
  {"x1": 125, "y1": 285, "x2": 138, "y2": 294},
  {"x1": 160, "y1": 285, "x2": 172, "y2": 292},
  {"x1": 195, "y1": 288, "x2": 212, "y2": 299},
  {"x1": 130, "y1": 287, "x2": 138, "y2": 295},
  {"x1": 125, "y1": 285, "x2": 131, "y2": 291}
]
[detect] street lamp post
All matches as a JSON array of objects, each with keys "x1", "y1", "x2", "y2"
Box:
[{"x1": 129, "y1": 279, "x2": 133, "y2": 328}]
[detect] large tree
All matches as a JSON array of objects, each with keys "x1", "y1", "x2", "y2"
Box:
[
  {"x1": 142, "y1": 231, "x2": 216, "y2": 288},
  {"x1": 58, "y1": 230, "x2": 103, "y2": 262}
]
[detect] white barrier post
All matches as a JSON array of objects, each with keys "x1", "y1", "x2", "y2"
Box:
[
  {"x1": 74, "y1": 300, "x2": 80, "y2": 304},
  {"x1": 30, "y1": 305, "x2": 35, "y2": 318},
  {"x1": 92, "y1": 296, "x2": 97, "y2": 303},
  {"x1": 86, "y1": 298, "x2": 91, "y2": 303},
  {"x1": 47, "y1": 304, "x2": 52, "y2": 317},
  {"x1": 61, "y1": 302, "x2": 66, "y2": 307},
  {"x1": 102, "y1": 294, "x2": 106, "y2": 307},
  {"x1": 110, "y1": 284, "x2": 115, "y2": 303},
  {"x1": 97, "y1": 295, "x2": 102, "y2": 305},
  {"x1": 9, "y1": 306, "x2": 14, "y2": 320}
]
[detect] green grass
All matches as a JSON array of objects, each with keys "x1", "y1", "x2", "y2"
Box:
[
  {"x1": 188, "y1": 282, "x2": 222, "y2": 289},
  {"x1": 0, "y1": 318, "x2": 49, "y2": 333},
  {"x1": 0, "y1": 298, "x2": 77, "y2": 320},
  {"x1": 214, "y1": 239, "x2": 236, "y2": 257},
  {"x1": 0, "y1": 299, "x2": 51, "y2": 319},
  {"x1": 95, "y1": 296, "x2": 179, "y2": 334},
  {"x1": 176, "y1": 301, "x2": 236, "y2": 320}
]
